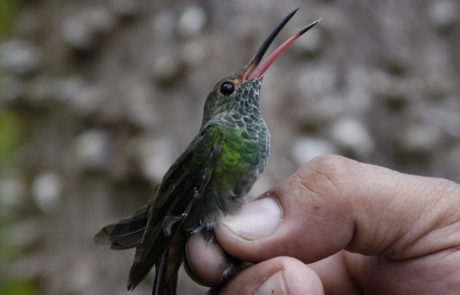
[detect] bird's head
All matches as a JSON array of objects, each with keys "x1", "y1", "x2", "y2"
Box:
[{"x1": 202, "y1": 9, "x2": 320, "y2": 125}]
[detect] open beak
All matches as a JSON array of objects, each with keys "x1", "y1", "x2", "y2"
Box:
[{"x1": 242, "y1": 9, "x2": 321, "y2": 80}]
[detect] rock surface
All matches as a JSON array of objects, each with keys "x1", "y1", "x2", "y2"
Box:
[{"x1": 0, "y1": 1, "x2": 459, "y2": 294}]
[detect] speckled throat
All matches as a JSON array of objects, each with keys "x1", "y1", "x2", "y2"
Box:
[{"x1": 224, "y1": 78, "x2": 265, "y2": 135}]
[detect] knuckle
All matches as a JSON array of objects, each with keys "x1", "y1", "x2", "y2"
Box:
[
  {"x1": 308, "y1": 154, "x2": 349, "y2": 172},
  {"x1": 296, "y1": 154, "x2": 352, "y2": 197}
]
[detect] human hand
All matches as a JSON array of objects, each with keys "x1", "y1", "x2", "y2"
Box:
[{"x1": 185, "y1": 155, "x2": 460, "y2": 295}]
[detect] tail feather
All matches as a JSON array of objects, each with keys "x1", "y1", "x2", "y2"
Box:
[
  {"x1": 127, "y1": 221, "x2": 165, "y2": 290},
  {"x1": 127, "y1": 170, "x2": 201, "y2": 290},
  {"x1": 152, "y1": 233, "x2": 185, "y2": 295},
  {"x1": 94, "y1": 205, "x2": 149, "y2": 250}
]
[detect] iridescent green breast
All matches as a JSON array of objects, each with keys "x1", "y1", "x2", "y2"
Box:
[
  {"x1": 215, "y1": 123, "x2": 269, "y2": 190},
  {"x1": 188, "y1": 123, "x2": 270, "y2": 232}
]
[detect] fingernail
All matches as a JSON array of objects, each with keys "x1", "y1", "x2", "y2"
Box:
[
  {"x1": 222, "y1": 198, "x2": 282, "y2": 240},
  {"x1": 255, "y1": 271, "x2": 287, "y2": 295}
]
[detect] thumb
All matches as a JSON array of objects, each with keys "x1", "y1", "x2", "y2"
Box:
[{"x1": 215, "y1": 155, "x2": 460, "y2": 263}]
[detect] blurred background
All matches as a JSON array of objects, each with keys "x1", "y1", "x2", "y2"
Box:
[{"x1": 0, "y1": 0, "x2": 459, "y2": 294}]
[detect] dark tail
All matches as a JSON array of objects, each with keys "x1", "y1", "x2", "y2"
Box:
[
  {"x1": 126, "y1": 220, "x2": 184, "y2": 295},
  {"x1": 152, "y1": 233, "x2": 185, "y2": 295},
  {"x1": 94, "y1": 205, "x2": 149, "y2": 250},
  {"x1": 94, "y1": 204, "x2": 184, "y2": 295}
]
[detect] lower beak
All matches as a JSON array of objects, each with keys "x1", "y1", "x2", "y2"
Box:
[{"x1": 243, "y1": 9, "x2": 320, "y2": 80}]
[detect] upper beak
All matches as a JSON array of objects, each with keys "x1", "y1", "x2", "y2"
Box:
[{"x1": 242, "y1": 9, "x2": 321, "y2": 80}]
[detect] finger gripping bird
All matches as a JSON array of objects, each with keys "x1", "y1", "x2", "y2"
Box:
[{"x1": 94, "y1": 9, "x2": 319, "y2": 295}]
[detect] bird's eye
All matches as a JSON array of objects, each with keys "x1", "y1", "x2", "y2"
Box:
[{"x1": 220, "y1": 81, "x2": 235, "y2": 96}]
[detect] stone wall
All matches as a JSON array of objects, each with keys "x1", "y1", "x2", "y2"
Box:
[{"x1": 0, "y1": 0, "x2": 459, "y2": 294}]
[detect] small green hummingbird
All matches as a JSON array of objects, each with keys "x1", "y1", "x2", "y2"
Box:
[{"x1": 95, "y1": 9, "x2": 319, "y2": 295}]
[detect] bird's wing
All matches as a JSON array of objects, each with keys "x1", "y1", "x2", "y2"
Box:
[
  {"x1": 127, "y1": 124, "x2": 223, "y2": 290},
  {"x1": 93, "y1": 204, "x2": 150, "y2": 250}
]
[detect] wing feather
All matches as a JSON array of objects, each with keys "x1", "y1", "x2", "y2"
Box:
[
  {"x1": 127, "y1": 126, "x2": 223, "y2": 290},
  {"x1": 93, "y1": 205, "x2": 150, "y2": 250}
]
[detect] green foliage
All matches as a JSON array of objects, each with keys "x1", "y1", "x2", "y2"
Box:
[
  {"x1": 0, "y1": 0, "x2": 21, "y2": 39},
  {"x1": 0, "y1": 279, "x2": 38, "y2": 295},
  {"x1": 0, "y1": 4, "x2": 27, "y2": 293},
  {"x1": 0, "y1": 109, "x2": 23, "y2": 165},
  {"x1": 0, "y1": 223, "x2": 18, "y2": 259}
]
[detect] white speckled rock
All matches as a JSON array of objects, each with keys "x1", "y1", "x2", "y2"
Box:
[
  {"x1": 0, "y1": 40, "x2": 41, "y2": 74},
  {"x1": 32, "y1": 171, "x2": 61, "y2": 214},
  {"x1": 428, "y1": 0, "x2": 458, "y2": 29},
  {"x1": 291, "y1": 137, "x2": 337, "y2": 165},
  {"x1": 329, "y1": 117, "x2": 374, "y2": 157},
  {"x1": 136, "y1": 137, "x2": 176, "y2": 183},
  {"x1": 398, "y1": 125, "x2": 441, "y2": 153},
  {"x1": 178, "y1": 5, "x2": 206, "y2": 37},
  {"x1": 75, "y1": 130, "x2": 110, "y2": 170}
]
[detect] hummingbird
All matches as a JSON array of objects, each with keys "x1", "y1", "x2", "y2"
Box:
[{"x1": 94, "y1": 8, "x2": 320, "y2": 295}]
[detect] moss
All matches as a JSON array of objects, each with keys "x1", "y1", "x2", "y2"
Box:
[
  {"x1": 0, "y1": 279, "x2": 38, "y2": 295},
  {"x1": 0, "y1": 109, "x2": 23, "y2": 165},
  {"x1": 0, "y1": 0, "x2": 21, "y2": 39}
]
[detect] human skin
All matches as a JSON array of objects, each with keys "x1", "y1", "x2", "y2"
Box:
[{"x1": 185, "y1": 155, "x2": 460, "y2": 294}]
